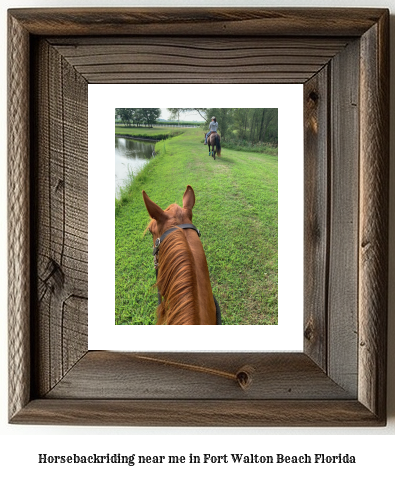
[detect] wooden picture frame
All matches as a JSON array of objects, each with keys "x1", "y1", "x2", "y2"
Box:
[{"x1": 8, "y1": 8, "x2": 389, "y2": 426}]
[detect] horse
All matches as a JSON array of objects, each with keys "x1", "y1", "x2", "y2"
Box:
[
  {"x1": 143, "y1": 185, "x2": 220, "y2": 325},
  {"x1": 207, "y1": 132, "x2": 221, "y2": 160}
]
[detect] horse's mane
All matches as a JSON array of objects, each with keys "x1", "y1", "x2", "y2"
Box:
[{"x1": 155, "y1": 228, "x2": 199, "y2": 325}]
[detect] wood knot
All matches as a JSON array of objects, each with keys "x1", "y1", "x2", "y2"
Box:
[
  {"x1": 308, "y1": 91, "x2": 319, "y2": 103},
  {"x1": 304, "y1": 321, "x2": 314, "y2": 341},
  {"x1": 361, "y1": 241, "x2": 373, "y2": 261},
  {"x1": 361, "y1": 241, "x2": 371, "y2": 251},
  {"x1": 43, "y1": 258, "x2": 65, "y2": 290},
  {"x1": 236, "y1": 365, "x2": 254, "y2": 390},
  {"x1": 135, "y1": 355, "x2": 255, "y2": 391},
  {"x1": 55, "y1": 178, "x2": 64, "y2": 192}
]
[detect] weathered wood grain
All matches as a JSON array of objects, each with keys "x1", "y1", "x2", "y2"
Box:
[
  {"x1": 8, "y1": 12, "x2": 31, "y2": 421},
  {"x1": 49, "y1": 37, "x2": 350, "y2": 85},
  {"x1": 31, "y1": 39, "x2": 88, "y2": 397},
  {"x1": 8, "y1": 8, "x2": 387, "y2": 37},
  {"x1": 303, "y1": 67, "x2": 329, "y2": 371},
  {"x1": 11, "y1": 399, "x2": 383, "y2": 427},
  {"x1": 8, "y1": 8, "x2": 389, "y2": 426},
  {"x1": 45, "y1": 352, "x2": 354, "y2": 400},
  {"x1": 358, "y1": 12, "x2": 389, "y2": 420},
  {"x1": 327, "y1": 39, "x2": 360, "y2": 396},
  {"x1": 72, "y1": 73, "x2": 312, "y2": 84}
]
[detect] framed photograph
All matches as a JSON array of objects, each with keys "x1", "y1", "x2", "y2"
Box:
[
  {"x1": 8, "y1": 8, "x2": 389, "y2": 426},
  {"x1": 89, "y1": 83, "x2": 303, "y2": 350}
]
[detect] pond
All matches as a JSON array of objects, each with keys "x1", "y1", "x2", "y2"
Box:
[{"x1": 115, "y1": 136, "x2": 155, "y2": 198}]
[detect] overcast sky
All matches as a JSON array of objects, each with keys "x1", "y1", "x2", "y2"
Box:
[{"x1": 162, "y1": 109, "x2": 204, "y2": 121}]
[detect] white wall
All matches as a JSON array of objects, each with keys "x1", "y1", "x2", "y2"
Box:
[{"x1": 1, "y1": 0, "x2": 394, "y2": 475}]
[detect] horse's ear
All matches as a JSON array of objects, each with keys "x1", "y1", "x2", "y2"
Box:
[
  {"x1": 142, "y1": 191, "x2": 167, "y2": 223},
  {"x1": 183, "y1": 185, "x2": 195, "y2": 210}
]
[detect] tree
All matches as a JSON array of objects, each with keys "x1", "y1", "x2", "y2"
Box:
[
  {"x1": 258, "y1": 109, "x2": 278, "y2": 143},
  {"x1": 249, "y1": 109, "x2": 257, "y2": 141},
  {"x1": 167, "y1": 108, "x2": 208, "y2": 122},
  {"x1": 233, "y1": 108, "x2": 251, "y2": 140},
  {"x1": 205, "y1": 108, "x2": 234, "y2": 141},
  {"x1": 115, "y1": 108, "x2": 161, "y2": 127},
  {"x1": 141, "y1": 108, "x2": 161, "y2": 127},
  {"x1": 115, "y1": 108, "x2": 134, "y2": 126},
  {"x1": 167, "y1": 108, "x2": 181, "y2": 125},
  {"x1": 231, "y1": 108, "x2": 278, "y2": 144}
]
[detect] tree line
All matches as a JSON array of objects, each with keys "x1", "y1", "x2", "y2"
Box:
[
  {"x1": 115, "y1": 107, "x2": 278, "y2": 144},
  {"x1": 168, "y1": 108, "x2": 278, "y2": 144},
  {"x1": 115, "y1": 108, "x2": 161, "y2": 127}
]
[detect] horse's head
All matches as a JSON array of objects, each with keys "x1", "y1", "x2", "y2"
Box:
[
  {"x1": 143, "y1": 185, "x2": 218, "y2": 325},
  {"x1": 142, "y1": 185, "x2": 195, "y2": 242}
]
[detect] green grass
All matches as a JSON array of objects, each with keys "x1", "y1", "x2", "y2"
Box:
[
  {"x1": 115, "y1": 128, "x2": 278, "y2": 325},
  {"x1": 222, "y1": 138, "x2": 278, "y2": 156},
  {"x1": 115, "y1": 125, "x2": 184, "y2": 141}
]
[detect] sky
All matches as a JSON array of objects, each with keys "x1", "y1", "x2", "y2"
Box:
[{"x1": 162, "y1": 108, "x2": 204, "y2": 121}]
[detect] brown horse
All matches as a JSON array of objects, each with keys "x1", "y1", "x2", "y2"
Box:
[
  {"x1": 143, "y1": 185, "x2": 219, "y2": 325},
  {"x1": 207, "y1": 132, "x2": 221, "y2": 160}
]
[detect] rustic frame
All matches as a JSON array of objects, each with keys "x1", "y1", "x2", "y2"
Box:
[{"x1": 8, "y1": 8, "x2": 389, "y2": 426}]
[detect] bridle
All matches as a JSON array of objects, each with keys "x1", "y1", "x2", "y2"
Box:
[
  {"x1": 152, "y1": 223, "x2": 200, "y2": 271},
  {"x1": 151, "y1": 223, "x2": 221, "y2": 324}
]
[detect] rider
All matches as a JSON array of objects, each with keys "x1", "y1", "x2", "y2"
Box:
[{"x1": 204, "y1": 116, "x2": 218, "y2": 144}]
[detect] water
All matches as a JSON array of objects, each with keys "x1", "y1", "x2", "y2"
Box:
[{"x1": 115, "y1": 137, "x2": 155, "y2": 198}]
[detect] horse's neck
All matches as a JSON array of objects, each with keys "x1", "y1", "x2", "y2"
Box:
[
  {"x1": 157, "y1": 229, "x2": 216, "y2": 325},
  {"x1": 157, "y1": 230, "x2": 199, "y2": 325},
  {"x1": 183, "y1": 230, "x2": 217, "y2": 325}
]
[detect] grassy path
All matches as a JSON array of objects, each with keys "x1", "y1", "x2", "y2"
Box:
[{"x1": 115, "y1": 128, "x2": 278, "y2": 325}]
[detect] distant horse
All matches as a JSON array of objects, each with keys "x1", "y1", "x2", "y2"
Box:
[
  {"x1": 207, "y1": 132, "x2": 221, "y2": 160},
  {"x1": 143, "y1": 185, "x2": 221, "y2": 325}
]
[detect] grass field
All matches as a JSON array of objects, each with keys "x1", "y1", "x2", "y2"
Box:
[
  {"x1": 115, "y1": 128, "x2": 278, "y2": 325},
  {"x1": 115, "y1": 125, "x2": 184, "y2": 141}
]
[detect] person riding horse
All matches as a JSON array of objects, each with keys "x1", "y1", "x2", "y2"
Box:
[{"x1": 204, "y1": 116, "x2": 218, "y2": 144}]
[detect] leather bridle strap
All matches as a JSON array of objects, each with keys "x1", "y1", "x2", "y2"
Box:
[{"x1": 153, "y1": 223, "x2": 201, "y2": 259}]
